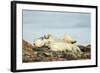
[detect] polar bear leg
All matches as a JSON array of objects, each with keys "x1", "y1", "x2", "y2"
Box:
[{"x1": 72, "y1": 45, "x2": 82, "y2": 58}]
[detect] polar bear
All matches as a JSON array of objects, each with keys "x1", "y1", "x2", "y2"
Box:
[
  {"x1": 33, "y1": 33, "x2": 82, "y2": 57},
  {"x1": 48, "y1": 42, "x2": 82, "y2": 57},
  {"x1": 42, "y1": 33, "x2": 82, "y2": 57}
]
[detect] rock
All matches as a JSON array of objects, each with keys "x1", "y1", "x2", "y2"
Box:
[
  {"x1": 43, "y1": 52, "x2": 51, "y2": 57},
  {"x1": 22, "y1": 40, "x2": 91, "y2": 62},
  {"x1": 81, "y1": 52, "x2": 91, "y2": 59},
  {"x1": 64, "y1": 52, "x2": 78, "y2": 60},
  {"x1": 32, "y1": 46, "x2": 49, "y2": 52},
  {"x1": 58, "y1": 58, "x2": 66, "y2": 61},
  {"x1": 86, "y1": 44, "x2": 91, "y2": 48},
  {"x1": 22, "y1": 40, "x2": 33, "y2": 51},
  {"x1": 77, "y1": 45, "x2": 91, "y2": 52},
  {"x1": 22, "y1": 40, "x2": 39, "y2": 62}
]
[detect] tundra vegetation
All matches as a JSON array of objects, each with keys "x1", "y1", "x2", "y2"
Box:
[{"x1": 22, "y1": 33, "x2": 91, "y2": 63}]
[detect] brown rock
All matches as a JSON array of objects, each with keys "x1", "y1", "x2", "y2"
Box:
[
  {"x1": 22, "y1": 40, "x2": 91, "y2": 62},
  {"x1": 78, "y1": 45, "x2": 91, "y2": 52},
  {"x1": 22, "y1": 40, "x2": 33, "y2": 51}
]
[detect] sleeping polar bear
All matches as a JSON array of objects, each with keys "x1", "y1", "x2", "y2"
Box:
[
  {"x1": 33, "y1": 33, "x2": 54, "y2": 48},
  {"x1": 43, "y1": 33, "x2": 82, "y2": 57},
  {"x1": 33, "y1": 33, "x2": 82, "y2": 57}
]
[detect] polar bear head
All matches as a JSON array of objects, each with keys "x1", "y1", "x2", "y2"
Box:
[
  {"x1": 33, "y1": 33, "x2": 53, "y2": 48},
  {"x1": 33, "y1": 38, "x2": 44, "y2": 48},
  {"x1": 63, "y1": 34, "x2": 77, "y2": 44}
]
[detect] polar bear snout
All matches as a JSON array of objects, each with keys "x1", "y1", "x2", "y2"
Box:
[{"x1": 33, "y1": 39, "x2": 44, "y2": 48}]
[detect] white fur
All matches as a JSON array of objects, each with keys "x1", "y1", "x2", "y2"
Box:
[
  {"x1": 63, "y1": 34, "x2": 76, "y2": 43},
  {"x1": 47, "y1": 39, "x2": 81, "y2": 53},
  {"x1": 33, "y1": 33, "x2": 82, "y2": 57},
  {"x1": 49, "y1": 42, "x2": 73, "y2": 51},
  {"x1": 33, "y1": 39, "x2": 44, "y2": 48},
  {"x1": 43, "y1": 34, "x2": 82, "y2": 57}
]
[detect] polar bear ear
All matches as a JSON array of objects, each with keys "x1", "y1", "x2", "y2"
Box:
[{"x1": 44, "y1": 33, "x2": 52, "y2": 39}]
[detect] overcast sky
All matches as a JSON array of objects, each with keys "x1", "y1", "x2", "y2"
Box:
[{"x1": 22, "y1": 10, "x2": 91, "y2": 45}]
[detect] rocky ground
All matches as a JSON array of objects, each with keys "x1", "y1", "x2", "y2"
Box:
[{"x1": 22, "y1": 40, "x2": 91, "y2": 63}]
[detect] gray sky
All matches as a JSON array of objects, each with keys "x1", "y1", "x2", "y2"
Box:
[{"x1": 22, "y1": 10, "x2": 91, "y2": 45}]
